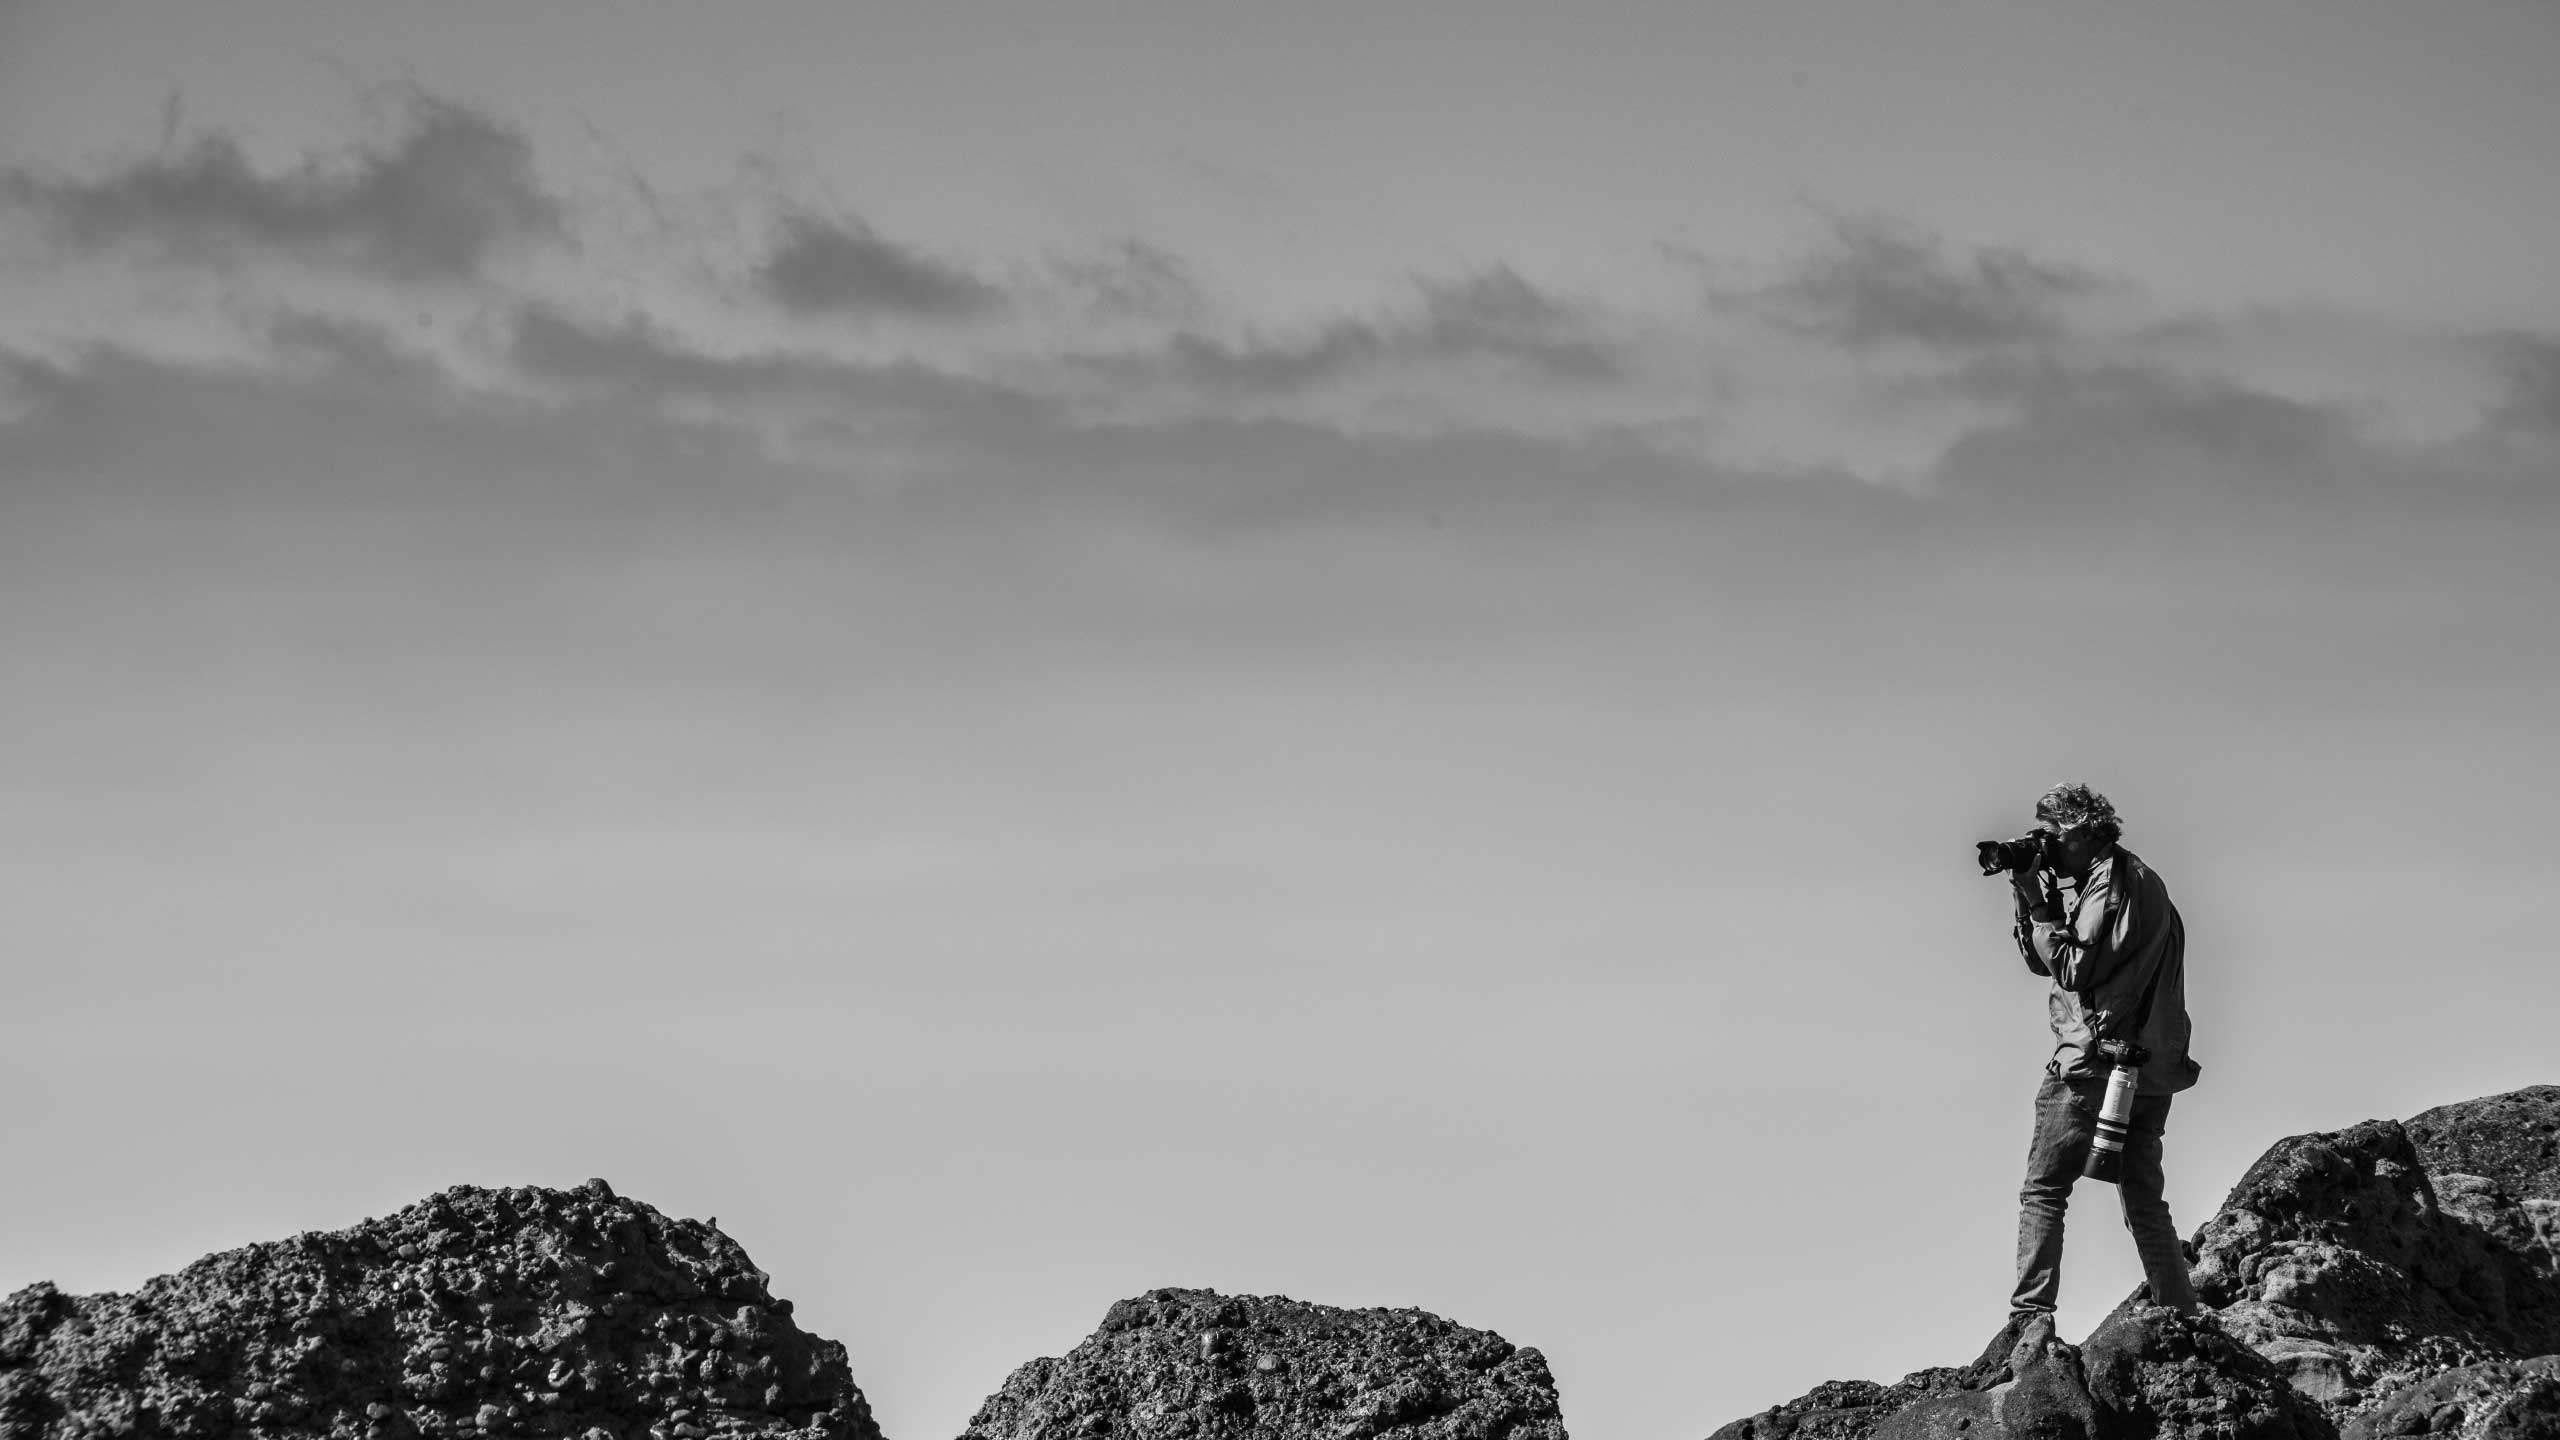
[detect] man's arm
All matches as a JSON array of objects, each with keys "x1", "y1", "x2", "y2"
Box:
[
  {"x1": 2026, "y1": 860, "x2": 2138, "y2": 993},
  {"x1": 2010, "y1": 870, "x2": 2059, "y2": 976}
]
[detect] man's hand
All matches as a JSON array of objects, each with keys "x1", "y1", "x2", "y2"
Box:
[{"x1": 2011, "y1": 866, "x2": 2061, "y2": 924}]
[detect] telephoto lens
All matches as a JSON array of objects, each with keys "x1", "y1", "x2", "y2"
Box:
[{"x1": 2082, "y1": 1054, "x2": 2143, "y2": 1183}]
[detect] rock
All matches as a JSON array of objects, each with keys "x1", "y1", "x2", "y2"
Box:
[
  {"x1": 1706, "y1": 1085, "x2": 2560, "y2": 1440},
  {"x1": 1707, "y1": 1315, "x2": 2049, "y2": 1440},
  {"x1": 1717, "y1": 1307, "x2": 2322, "y2": 1440},
  {"x1": 2255, "y1": 1340, "x2": 2359, "y2": 1407},
  {"x1": 2405, "y1": 1089, "x2": 2560, "y2": 1205},
  {"x1": 2193, "y1": 1092, "x2": 2560, "y2": 1423},
  {"x1": 959, "y1": 1286, "x2": 1566, "y2": 1440},
  {"x1": 2341, "y1": 1356, "x2": 2560, "y2": 1440},
  {"x1": 0, "y1": 1182, "x2": 879, "y2": 1440},
  {"x1": 1866, "y1": 1328, "x2": 2100, "y2": 1440},
  {"x1": 2078, "y1": 1304, "x2": 2330, "y2": 1440}
]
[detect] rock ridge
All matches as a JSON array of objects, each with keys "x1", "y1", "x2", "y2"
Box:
[
  {"x1": 0, "y1": 1180, "x2": 880, "y2": 1440},
  {"x1": 11, "y1": 1086, "x2": 2553, "y2": 1440},
  {"x1": 1708, "y1": 1085, "x2": 2560, "y2": 1440},
  {"x1": 959, "y1": 1286, "x2": 1567, "y2": 1440}
]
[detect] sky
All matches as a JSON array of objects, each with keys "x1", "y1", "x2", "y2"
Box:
[{"x1": 2, "y1": 3, "x2": 2557, "y2": 1438}]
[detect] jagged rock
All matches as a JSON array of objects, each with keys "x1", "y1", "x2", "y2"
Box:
[
  {"x1": 958, "y1": 1286, "x2": 1566, "y2": 1440},
  {"x1": 1709, "y1": 1317, "x2": 2038, "y2": 1440},
  {"x1": 2195, "y1": 1093, "x2": 2560, "y2": 1419},
  {"x1": 0, "y1": 1181, "x2": 880, "y2": 1440},
  {"x1": 1864, "y1": 1313, "x2": 2105, "y2": 1440},
  {"x1": 1716, "y1": 1307, "x2": 2324, "y2": 1440},
  {"x1": 2340, "y1": 1356, "x2": 2560, "y2": 1440},
  {"x1": 1707, "y1": 1086, "x2": 2560, "y2": 1440},
  {"x1": 2406, "y1": 1089, "x2": 2560, "y2": 1206},
  {"x1": 2078, "y1": 1304, "x2": 2331, "y2": 1440}
]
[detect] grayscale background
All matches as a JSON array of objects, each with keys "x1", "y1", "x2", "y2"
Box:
[{"x1": 4, "y1": 4, "x2": 2556, "y2": 1438}]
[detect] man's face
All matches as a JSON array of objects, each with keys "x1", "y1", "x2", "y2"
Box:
[{"x1": 2039, "y1": 822, "x2": 2105, "y2": 874}]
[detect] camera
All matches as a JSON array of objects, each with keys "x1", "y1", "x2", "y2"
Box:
[
  {"x1": 2093, "y1": 1038, "x2": 2149, "y2": 1068},
  {"x1": 1975, "y1": 832, "x2": 2048, "y2": 876},
  {"x1": 2084, "y1": 1039, "x2": 2153, "y2": 1184}
]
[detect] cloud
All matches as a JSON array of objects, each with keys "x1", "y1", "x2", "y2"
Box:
[
  {"x1": 2484, "y1": 332, "x2": 2560, "y2": 435},
  {"x1": 400, "y1": 295, "x2": 1755, "y2": 536},
  {"x1": 262, "y1": 310, "x2": 453, "y2": 389},
  {"x1": 1003, "y1": 412, "x2": 1899, "y2": 542},
  {"x1": 1412, "y1": 268, "x2": 1624, "y2": 379},
  {"x1": 3, "y1": 86, "x2": 2536, "y2": 547},
  {"x1": 0, "y1": 334, "x2": 615, "y2": 531},
  {"x1": 0, "y1": 95, "x2": 566, "y2": 284},
  {"x1": 0, "y1": 328, "x2": 1950, "y2": 755},
  {"x1": 1716, "y1": 214, "x2": 2118, "y2": 352},
  {"x1": 1048, "y1": 239, "x2": 1209, "y2": 325},
  {"x1": 18, "y1": 317, "x2": 2548, "y2": 787},
  {"x1": 8, "y1": 300, "x2": 2551, "y2": 617},
  {"x1": 751, "y1": 208, "x2": 1006, "y2": 321},
  {"x1": 506, "y1": 302, "x2": 1053, "y2": 436},
  {"x1": 1920, "y1": 356, "x2": 2505, "y2": 519},
  {"x1": 0, "y1": 328, "x2": 1792, "y2": 600},
  {"x1": 1126, "y1": 323, "x2": 1389, "y2": 392},
  {"x1": 487, "y1": 299, "x2": 1700, "y2": 529},
  {"x1": 1072, "y1": 265, "x2": 1626, "y2": 395}
]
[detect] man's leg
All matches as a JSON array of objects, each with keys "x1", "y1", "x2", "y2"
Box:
[
  {"x1": 2118, "y1": 1093, "x2": 2198, "y2": 1312},
  {"x1": 2011, "y1": 1072, "x2": 2091, "y2": 1316}
]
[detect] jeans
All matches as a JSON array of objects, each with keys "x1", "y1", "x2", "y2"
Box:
[{"x1": 2011, "y1": 1070, "x2": 2198, "y2": 1315}]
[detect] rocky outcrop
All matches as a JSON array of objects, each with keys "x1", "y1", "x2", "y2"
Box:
[
  {"x1": 1709, "y1": 1085, "x2": 2560, "y2": 1440},
  {"x1": 9, "y1": 1090, "x2": 2549, "y2": 1440},
  {"x1": 2406, "y1": 1090, "x2": 2560, "y2": 1206},
  {"x1": 2196, "y1": 1088, "x2": 2560, "y2": 1412},
  {"x1": 2338, "y1": 1355, "x2": 2560, "y2": 1440},
  {"x1": 0, "y1": 1181, "x2": 879, "y2": 1440},
  {"x1": 1714, "y1": 1304, "x2": 2329, "y2": 1440},
  {"x1": 959, "y1": 1287, "x2": 1567, "y2": 1440}
]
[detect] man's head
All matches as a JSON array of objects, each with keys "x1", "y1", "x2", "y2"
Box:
[{"x1": 2034, "y1": 781, "x2": 2121, "y2": 874}]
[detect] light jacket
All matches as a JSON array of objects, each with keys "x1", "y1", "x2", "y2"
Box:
[{"x1": 2014, "y1": 845, "x2": 2201, "y2": 1096}]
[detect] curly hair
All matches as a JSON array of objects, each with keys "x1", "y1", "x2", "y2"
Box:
[{"x1": 2035, "y1": 781, "x2": 2123, "y2": 845}]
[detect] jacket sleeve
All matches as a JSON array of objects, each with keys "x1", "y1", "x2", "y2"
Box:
[
  {"x1": 2027, "y1": 860, "x2": 2138, "y2": 995},
  {"x1": 2010, "y1": 887, "x2": 2052, "y2": 975},
  {"x1": 2013, "y1": 923, "x2": 2051, "y2": 976}
]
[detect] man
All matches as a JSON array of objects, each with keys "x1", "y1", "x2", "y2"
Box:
[{"x1": 2006, "y1": 781, "x2": 2201, "y2": 1326}]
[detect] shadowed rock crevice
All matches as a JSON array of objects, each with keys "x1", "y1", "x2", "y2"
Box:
[
  {"x1": 959, "y1": 1287, "x2": 1567, "y2": 1440},
  {"x1": 1709, "y1": 1086, "x2": 2560, "y2": 1440},
  {"x1": 0, "y1": 1181, "x2": 879, "y2": 1440}
]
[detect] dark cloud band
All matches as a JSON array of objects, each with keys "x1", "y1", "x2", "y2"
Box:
[
  {"x1": 0, "y1": 96, "x2": 566, "y2": 285},
  {"x1": 752, "y1": 209, "x2": 1006, "y2": 321},
  {"x1": 1715, "y1": 214, "x2": 2119, "y2": 352},
  {"x1": 1068, "y1": 265, "x2": 1626, "y2": 396}
]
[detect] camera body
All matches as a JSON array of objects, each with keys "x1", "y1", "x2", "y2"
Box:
[
  {"x1": 2093, "y1": 1037, "x2": 2150, "y2": 1068},
  {"x1": 1975, "y1": 831, "x2": 2049, "y2": 876}
]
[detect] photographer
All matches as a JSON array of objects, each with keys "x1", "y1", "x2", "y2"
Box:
[{"x1": 1998, "y1": 782, "x2": 2201, "y2": 1331}]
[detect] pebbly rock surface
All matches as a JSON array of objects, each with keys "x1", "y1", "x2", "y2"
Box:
[
  {"x1": 0, "y1": 1180, "x2": 879, "y2": 1440},
  {"x1": 2405, "y1": 1090, "x2": 2560, "y2": 1207},
  {"x1": 958, "y1": 1287, "x2": 1567, "y2": 1440},
  {"x1": 2338, "y1": 1355, "x2": 2560, "y2": 1440},
  {"x1": 1708, "y1": 1085, "x2": 2560, "y2": 1440}
]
